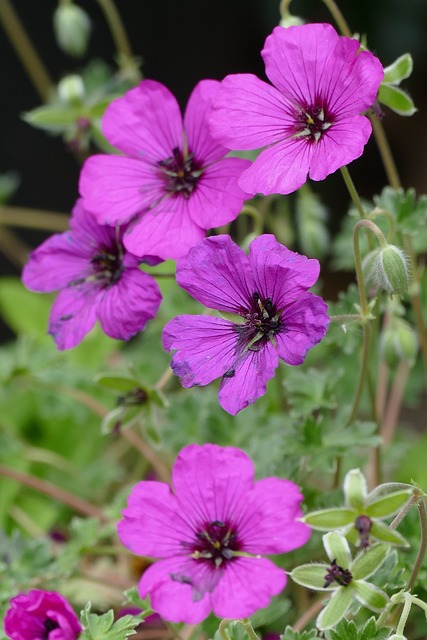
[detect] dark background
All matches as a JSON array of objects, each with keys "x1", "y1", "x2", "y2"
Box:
[{"x1": 0, "y1": 0, "x2": 426, "y2": 312}]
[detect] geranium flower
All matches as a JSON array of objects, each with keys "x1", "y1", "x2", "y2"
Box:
[
  {"x1": 118, "y1": 443, "x2": 311, "y2": 623},
  {"x1": 4, "y1": 589, "x2": 81, "y2": 640},
  {"x1": 162, "y1": 234, "x2": 329, "y2": 415},
  {"x1": 209, "y1": 23, "x2": 384, "y2": 195},
  {"x1": 79, "y1": 79, "x2": 250, "y2": 260},
  {"x1": 22, "y1": 199, "x2": 162, "y2": 350}
]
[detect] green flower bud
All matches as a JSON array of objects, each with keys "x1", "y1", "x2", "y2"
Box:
[
  {"x1": 374, "y1": 245, "x2": 408, "y2": 295},
  {"x1": 53, "y1": 2, "x2": 91, "y2": 58},
  {"x1": 362, "y1": 249, "x2": 380, "y2": 289},
  {"x1": 380, "y1": 318, "x2": 418, "y2": 367},
  {"x1": 57, "y1": 74, "x2": 85, "y2": 106}
]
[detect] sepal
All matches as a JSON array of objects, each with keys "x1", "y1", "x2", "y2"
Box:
[
  {"x1": 344, "y1": 469, "x2": 367, "y2": 510},
  {"x1": 351, "y1": 543, "x2": 389, "y2": 580},
  {"x1": 303, "y1": 508, "x2": 355, "y2": 530},
  {"x1": 323, "y1": 532, "x2": 351, "y2": 568},
  {"x1": 290, "y1": 564, "x2": 336, "y2": 591},
  {"x1": 352, "y1": 580, "x2": 389, "y2": 611},
  {"x1": 316, "y1": 587, "x2": 354, "y2": 630}
]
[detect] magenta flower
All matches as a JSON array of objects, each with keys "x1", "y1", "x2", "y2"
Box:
[
  {"x1": 79, "y1": 79, "x2": 250, "y2": 260},
  {"x1": 22, "y1": 199, "x2": 162, "y2": 350},
  {"x1": 118, "y1": 443, "x2": 311, "y2": 623},
  {"x1": 4, "y1": 590, "x2": 81, "y2": 640},
  {"x1": 162, "y1": 234, "x2": 329, "y2": 415},
  {"x1": 210, "y1": 23, "x2": 384, "y2": 195}
]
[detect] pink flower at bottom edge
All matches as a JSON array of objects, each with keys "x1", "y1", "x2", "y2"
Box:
[
  {"x1": 4, "y1": 590, "x2": 81, "y2": 640},
  {"x1": 117, "y1": 443, "x2": 311, "y2": 623}
]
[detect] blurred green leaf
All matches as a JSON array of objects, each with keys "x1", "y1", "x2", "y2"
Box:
[{"x1": 378, "y1": 84, "x2": 416, "y2": 116}]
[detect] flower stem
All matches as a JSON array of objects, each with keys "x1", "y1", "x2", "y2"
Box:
[
  {"x1": 0, "y1": 0, "x2": 53, "y2": 101},
  {"x1": 320, "y1": 0, "x2": 352, "y2": 37},
  {"x1": 293, "y1": 595, "x2": 326, "y2": 632},
  {"x1": 219, "y1": 620, "x2": 232, "y2": 640},
  {"x1": 0, "y1": 226, "x2": 30, "y2": 267},
  {"x1": 96, "y1": 0, "x2": 135, "y2": 71},
  {"x1": 389, "y1": 491, "x2": 420, "y2": 530},
  {"x1": 0, "y1": 463, "x2": 107, "y2": 521},
  {"x1": 381, "y1": 359, "x2": 411, "y2": 445},
  {"x1": 0, "y1": 206, "x2": 69, "y2": 232},
  {"x1": 329, "y1": 313, "x2": 362, "y2": 323},
  {"x1": 369, "y1": 116, "x2": 401, "y2": 191},
  {"x1": 340, "y1": 166, "x2": 367, "y2": 220},
  {"x1": 122, "y1": 427, "x2": 171, "y2": 484},
  {"x1": 395, "y1": 592, "x2": 412, "y2": 637},
  {"x1": 406, "y1": 497, "x2": 427, "y2": 590},
  {"x1": 239, "y1": 619, "x2": 260, "y2": 640}
]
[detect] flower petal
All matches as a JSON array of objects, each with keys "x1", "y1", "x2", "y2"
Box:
[
  {"x1": 162, "y1": 315, "x2": 237, "y2": 387},
  {"x1": 262, "y1": 24, "x2": 341, "y2": 107},
  {"x1": 218, "y1": 341, "x2": 279, "y2": 415},
  {"x1": 175, "y1": 235, "x2": 255, "y2": 312},
  {"x1": 102, "y1": 79, "x2": 183, "y2": 160},
  {"x1": 123, "y1": 196, "x2": 205, "y2": 261},
  {"x1": 248, "y1": 234, "x2": 320, "y2": 302},
  {"x1": 22, "y1": 231, "x2": 88, "y2": 293},
  {"x1": 48, "y1": 285, "x2": 98, "y2": 350},
  {"x1": 185, "y1": 157, "x2": 250, "y2": 229},
  {"x1": 211, "y1": 557, "x2": 286, "y2": 619},
  {"x1": 210, "y1": 73, "x2": 295, "y2": 149},
  {"x1": 171, "y1": 443, "x2": 255, "y2": 526},
  {"x1": 276, "y1": 293, "x2": 330, "y2": 365},
  {"x1": 309, "y1": 116, "x2": 372, "y2": 181},
  {"x1": 138, "y1": 558, "x2": 212, "y2": 624},
  {"x1": 238, "y1": 137, "x2": 313, "y2": 196},
  {"x1": 79, "y1": 154, "x2": 165, "y2": 226},
  {"x1": 184, "y1": 79, "x2": 228, "y2": 163},
  {"x1": 97, "y1": 268, "x2": 161, "y2": 340},
  {"x1": 236, "y1": 477, "x2": 311, "y2": 554},
  {"x1": 118, "y1": 481, "x2": 193, "y2": 558}
]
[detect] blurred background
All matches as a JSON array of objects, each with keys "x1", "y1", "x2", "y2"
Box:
[{"x1": 1, "y1": 0, "x2": 426, "y2": 339}]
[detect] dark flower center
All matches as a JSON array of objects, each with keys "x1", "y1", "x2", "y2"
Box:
[
  {"x1": 294, "y1": 103, "x2": 332, "y2": 143},
  {"x1": 91, "y1": 248, "x2": 124, "y2": 285},
  {"x1": 42, "y1": 618, "x2": 60, "y2": 640},
  {"x1": 158, "y1": 147, "x2": 202, "y2": 198},
  {"x1": 323, "y1": 559, "x2": 353, "y2": 588},
  {"x1": 355, "y1": 514, "x2": 372, "y2": 549},
  {"x1": 234, "y1": 291, "x2": 282, "y2": 353},
  {"x1": 190, "y1": 520, "x2": 241, "y2": 569}
]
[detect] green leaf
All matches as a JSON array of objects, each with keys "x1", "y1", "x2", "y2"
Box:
[
  {"x1": 250, "y1": 596, "x2": 291, "y2": 626},
  {"x1": 370, "y1": 520, "x2": 409, "y2": 547},
  {"x1": 365, "y1": 489, "x2": 412, "y2": 518},
  {"x1": 0, "y1": 171, "x2": 20, "y2": 204},
  {"x1": 304, "y1": 508, "x2": 355, "y2": 530},
  {"x1": 353, "y1": 581, "x2": 389, "y2": 611},
  {"x1": 351, "y1": 544, "x2": 389, "y2": 580},
  {"x1": 22, "y1": 105, "x2": 80, "y2": 131},
  {"x1": 281, "y1": 627, "x2": 318, "y2": 640},
  {"x1": 290, "y1": 563, "x2": 336, "y2": 590},
  {"x1": 95, "y1": 374, "x2": 142, "y2": 392},
  {"x1": 80, "y1": 603, "x2": 141, "y2": 640},
  {"x1": 359, "y1": 617, "x2": 392, "y2": 640},
  {"x1": 327, "y1": 618, "x2": 358, "y2": 640},
  {"x1": 344, "y1": 469, "x2": 367, "y2": 511},
  {"x1": 382, "y1": 53, "x2": 413, "y2": 85},
  {"x1": 323, "y1": 532, "x2": 352, "y2": 569},
  {"x1": 378, "y1": 84, "x2": 417, "y2": 116},
  {"x1": 317, "y1": 586, "x2": 355, "y2": 630}
]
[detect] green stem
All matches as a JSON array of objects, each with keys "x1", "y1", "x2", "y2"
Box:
[
  {"x1": 0, "y1": 0, "x2": 53, "y2": 102},
  {"x1": 0, "y1": 206, "x2": 69, "y2": 232},
  {"x1": 320, "y1": 0, "x2": 352, "y2": 37},
  {"x1": 368, "y1": 207, "x2": 397, "y2": 242},
  {"x1": 329, "y1": 314, "x2": 362, "y2": 323},
  {"x1": 346, "y1": 323, "x2": 372, "y2": 425},
  {"x1": 240, "y1": 205, "x2": 264, "y2": 237},
  {"x1": 0, "y1": 463, "x2": 107, "y2": 521},
  {"x1": 406, "y1": 497, "x2": 427, "y2": 590},
  {"x1": 219, "y1": 620, "x2": 232, "y2": 640},
  {"x1": 389, "y1": 492, "x2": 420, "y2": 530},
  {"x1": 239, "y1": 619, "x2": 260, "y2": 640},
  {"x1": 395, "y1": 592, "x2": 412, "y2": 637},
  {"x1": 369, "y1": 116, "x2": 401, "y2": 190},
  {"x1": 96, "y1": 0, "x2": 135, "y2": 69},
  {"x1": 340, "y1": 166, "x2": 367, "y2": 220}
]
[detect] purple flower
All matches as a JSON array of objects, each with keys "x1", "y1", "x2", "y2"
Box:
[
  {"x1": 118, "y1": 443, "x2": 311, "y2": 623},
  {"x1": 22, "y1": 199, "x2": 162, "y2": 350},
  {"x1": 210, "y1": 23, "x2": 384, "y2": 195},
  {"x1": 4, "y1": 590, "x2": 81, "y2": 640},
  {"x1": 79, "y1": 79, "x2": 250, "y2": 260},
  {"x1": 162, "y1": 234, "x2": 329, "y2": 415}
]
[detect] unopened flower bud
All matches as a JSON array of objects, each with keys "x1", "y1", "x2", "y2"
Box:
[
  {"x1": 362, "y1": 249, "x2": 380, "y2": 289},
  {"x1": 380, "y1": 318, "x2": 418, "y2": 367},
  {"x1": 374, "y1": 245, "x2": 408, "y2": 295},
  {"x1": 57, "y1": 74, "x2": 85, "y2": 106},
  {"x1": 53, "y1": 2, "x2": 91, "y2": 58}
]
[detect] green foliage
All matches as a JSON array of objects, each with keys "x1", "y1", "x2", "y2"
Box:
[
  {"x1": 80, "y1": 604, "x2": 142, "y2": 640},
  {"x1": 280, "y1": 627, "x2": 318, "y2": 640},
  {"x1": 326, "y1": 617, "x2": 390, "y2": 640}
]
